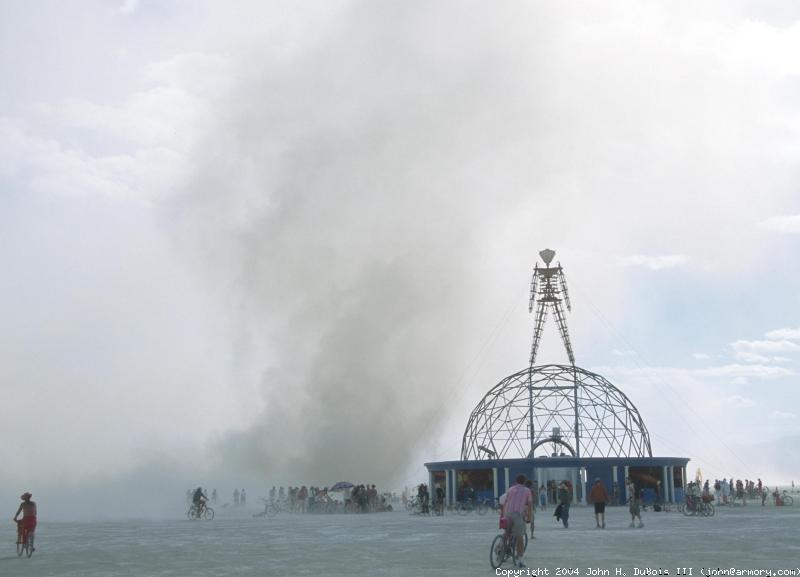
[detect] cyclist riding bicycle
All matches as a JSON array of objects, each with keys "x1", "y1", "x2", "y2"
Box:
[
  {"x1": 13, "y1": 492, "x2": 37, "y2": 551},
  {"x1": 499, "y1": 474, "x2": 532, "y2": 569},
  {"x1": 192, "y1": 487, "x2": 208, "y2": 517}
]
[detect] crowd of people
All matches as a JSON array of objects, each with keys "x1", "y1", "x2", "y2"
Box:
[
  {"x1": 405, "y1": 472, "x2": 791, "y2": 539},
  {"x1": 183, "y1": 483, "x2": 395, "y2": 516},
  {"x1": 185, "y1": 487, "x2": 247, "y2": 509},
  {"x1": 261, "y1": 484, "x2": 395, "y2": 514},
  {"x1": 706, "y1": 477, "x2": 785, "y2": 506}
]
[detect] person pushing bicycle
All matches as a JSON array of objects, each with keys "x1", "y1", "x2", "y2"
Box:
[{"x1": 13, "y1": 492, "x2": 37, "y2": 551}]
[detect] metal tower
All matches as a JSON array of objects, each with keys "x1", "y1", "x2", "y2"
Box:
[
  {"x1": 460, "y1": 249, "x2": 654, "y2": 460},
  {"x1": 527, "y1": 248, "x2": 579, "y2": 458},
  {"x1": 528, "y1": 248, "x2": 575, "y2": 365}
]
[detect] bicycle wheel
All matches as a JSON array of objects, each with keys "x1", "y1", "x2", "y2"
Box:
[
  {"x1": 187, "y1": 506, "x2": 197, "y2": 519},
  {"x1": 489, "y1": 534, "x2": 507, "y2": 569},
  {"x1": 456, "y1": 503, "x2": 468, "y2": 516},
  {"x1": 705, "y1": 502, "x2": 715, "y2": 517},
  {"x1": 783, "y1": 495, "x2": 794, "y2": 506},
  {"x1": 477, "y1": 503, "x2": 488, "y2": 516},
  {"x1": 26, "y1": 533, "x2": 34, "y2": 557},
  {"x1": 266, "y1": 503, "x2": 279, "y2": 517},
  {"x1": 682, "y1": 504, "x2": 694, "y2": 517},
  {"x1": 203, "y1": 507, "x2": 215, "y2": 520}
]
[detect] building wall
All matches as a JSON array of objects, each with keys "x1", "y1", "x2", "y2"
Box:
[{"x1": 425, "y1": 456, "x2": 690, "y2": 506}]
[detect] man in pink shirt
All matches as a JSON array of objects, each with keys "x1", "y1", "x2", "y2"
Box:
[{"x1": 500, "y1": 474, "x2": 533, "y2": 568}]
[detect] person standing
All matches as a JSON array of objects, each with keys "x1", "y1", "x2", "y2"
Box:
[
  {"x1": 556, "y1": 482, "x2": 571, "y2": 528},
  {"x1": 538, "y1": 484, "x2": 547, "y2": 511},
  {"x1": 654, "y1": 480, "x2": 663, "y2": 511},
  {"x1": 500, "y1": 474, "x2": 533, "y2": 568},
  {"x1": 298, "y1": 485, "x2": 308, "y2": 513},
  {"x1": 629, "y1": 492, "x2": 644, "y2": 528},
  {"x1": 240, "y1": 488, "x2": 246, "y2": 507},
  {"x1": 525, "y1": 480, "x2": 536, "y2": 539},
  {"x1": 434, "y1": 484, "x2": 445, "y2": 515},
  {"x1": 625, "y1": 477, "x2": 636, "y2": 505},
  {"x1": 588, "y1": 478, "x2": 610, "y2": 528},
  {"x1": 233, "y1": 488, "x2": 240, "y2": 507}
]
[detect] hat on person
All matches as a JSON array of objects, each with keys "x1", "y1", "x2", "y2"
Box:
[{"x1": 21, "y1": 492, "x2": 32, "y2": 501}]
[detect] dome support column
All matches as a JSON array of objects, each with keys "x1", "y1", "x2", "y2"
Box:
[{"x1": 573, "y1": 364, "x2": 580, "y2": 458}]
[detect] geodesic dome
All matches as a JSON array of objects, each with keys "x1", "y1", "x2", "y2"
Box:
[{"x1": 461, "y1": 364, "x2": 652, "y2": 460}]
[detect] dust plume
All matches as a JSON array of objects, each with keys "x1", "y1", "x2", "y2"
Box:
[{"x1": 169, "y1": 2, "x2": 555, "y2": 485}]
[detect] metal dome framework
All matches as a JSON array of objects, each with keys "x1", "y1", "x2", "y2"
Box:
[{"x1": 461, "y1": 364, "x2": 653, "y2": 461}]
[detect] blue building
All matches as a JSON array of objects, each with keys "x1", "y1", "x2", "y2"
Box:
[{"x1": 425, "y1": 455, "x2": 689, "y2": 507}]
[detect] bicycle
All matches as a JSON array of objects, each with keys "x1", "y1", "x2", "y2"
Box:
[
  {"x1": 254, "y1": 498, "x2": 280, "y2": 517},
  {"x1": 187, "y1": 502, "x2": 215, "y2": 520},
  {"x1": 15, "y1": 520, "x2": 35, "y2": 558},
  {"x1": 682, "y1": 495, "x2": 714, "y2": 517},
  {"x1": 489, "y1": 519, "x2": 528, "y2": 569},
  {"x1": 455, "y1": 499, "x2": 489, "y2": 516},
  {"x1": 267, "y1": 499, "x2": 291, "y2": 517},
  {"x1": 455, "y1": 500, "x2": 474, "y2": 515},
  {"x1": 407, "y1": 496, "x2": 430, "y2": 515},
  {"x1": 775, "y1": 491, "x2": 794, "y2": 506}
]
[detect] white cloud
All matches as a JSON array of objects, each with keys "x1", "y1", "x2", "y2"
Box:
[
  {"x1": 730, "y1": 333, "x2": 800, "y2": 363},
  {"x1": 765, "y1": 327, "x2": 800, "y2": 340},
  {"x1": 730, "y1": 339, "x2": 800, "y2": 354},
  {"x1": 726, "y1": 394, "x2": 756, "y2": 408},
  {"x1": 692, "y1": 353, "x2": 711, "y2": 360},
  {"x1": 734, "y1": 351, "x2": 790, "y2": 364},
  {"x1": 119, "y1": 0, "x2": 139, "y2": 15},
  {"x1": 618, "y1": 254, "x2": 690, "y2": 271},
  {"x1": 759, "y1": 214, "x2": 800, "y2": 233},
  {"x1": 594, "y1": 362, "x2": 793, "y2": 382},
  {"x1": 612, "y1": 348, "x2": 636, "y2": 356},
  {"x1": 1, "y1": 53, "x2": 232, "y2": 203},
  {"x1": 697, "y1": 364, "x2": 793, "y2": 378},
  {"x1": 770, "y1": 410, "x2": 797, "y2": 420}
]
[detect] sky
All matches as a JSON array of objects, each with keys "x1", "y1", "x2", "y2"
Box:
[{"x1": 1, "y1": 0, "x2": 799, "y2": 517}]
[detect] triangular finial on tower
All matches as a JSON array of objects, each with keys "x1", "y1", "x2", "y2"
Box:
[{"x1": 539, "y1": 248, "x2": 555, "y2": 266}]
